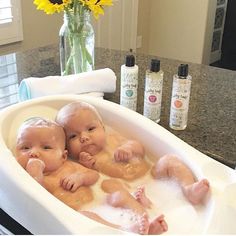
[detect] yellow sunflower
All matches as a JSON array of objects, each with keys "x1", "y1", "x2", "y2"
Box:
[
  {"x1": 34, "y1": 0, "x2": 72, "y2": 14},
  {"x1": 79, "y1": 0, "x2": 113, "y2": 19}
]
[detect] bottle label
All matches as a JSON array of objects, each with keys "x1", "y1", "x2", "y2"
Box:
[
  {"x1": 143, "y1": 74, "x2": 163, "y2": 122},
  {"x1": 120, "y1": 68, "x2": 138, "y2": 111},
  {"x1": 169, "y1": 79, "x2": 191, "y2": 129}
]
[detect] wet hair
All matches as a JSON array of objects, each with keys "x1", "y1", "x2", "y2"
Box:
[
  {"x1": 17, "y1": 117, "x2": 66, "y2": 147},
  {"x1": 20, "y1": 117, "x2": 62, "y2": 129},
  {"x1": 56, "y1": 101, "x2": 104, "y2": 126}
]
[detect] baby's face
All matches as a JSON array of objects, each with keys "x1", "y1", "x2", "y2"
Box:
[
  {"x1": 15, "y1": 126, "x2": 67, "y2": 172},
  {"x1": 63, "y1": 109, "x2": 106, "y2": 159}
]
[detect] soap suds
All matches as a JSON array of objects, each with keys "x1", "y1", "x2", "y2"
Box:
[{"x1": 82, "y1": 172, "x2": 209, "y2": 234}]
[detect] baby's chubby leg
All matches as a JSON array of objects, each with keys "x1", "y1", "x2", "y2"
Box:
[
  {"x1": 101, "y1": 179, "x2": 152, "y2": 208},
  {"x1": 151, "y1": 154, "x2": 210, "y2": 205},
  {"x1": 105, "y1": 188, "x2": 146, "y2": 215},
  {"x1": 102, "y1": 179, "x2": 168, "y2": 234},
  {"x1": 101, "y1": 178, "x2": 130, "y2": 193},
  {"x1": 106, "y1": 191, "x2": 167, "y2": 235}
]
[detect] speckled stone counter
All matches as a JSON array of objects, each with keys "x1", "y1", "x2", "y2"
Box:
[{"x1": 1, "y1": 44, "x2": 235, "y2": 168}]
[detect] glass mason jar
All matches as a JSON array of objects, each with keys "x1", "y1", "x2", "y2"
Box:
[{"x1": 59, "y1": 8, "x2": 94, "y2": 75}]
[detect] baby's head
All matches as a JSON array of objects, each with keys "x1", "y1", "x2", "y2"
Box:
[
  {"x1": 15, "y1": 117, "x2": 68, "y2": 172},
  {"x1": 56, "y1": 101, "x2": 106, "y2": 159}
]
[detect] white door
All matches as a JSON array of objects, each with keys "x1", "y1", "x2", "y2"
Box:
[{"x1": 92, "y1": 0, "x2": 139, "y2": 52}]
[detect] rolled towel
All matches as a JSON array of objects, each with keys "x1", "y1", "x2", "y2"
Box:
[{"x1": 18, "y1": 68, "x2": 116, "y2": 101}]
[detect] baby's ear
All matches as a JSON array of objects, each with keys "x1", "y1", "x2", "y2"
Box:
[{"x1": 62, "y1": 150, "x2": 68, "y2": 162}]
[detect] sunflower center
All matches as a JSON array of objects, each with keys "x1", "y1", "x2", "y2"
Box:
[{"x1": 49, "y1": 0, "x2": 63, "y2": 4}]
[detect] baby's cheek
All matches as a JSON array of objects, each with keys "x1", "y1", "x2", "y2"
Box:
[
  {"x1": 101, "y1": 137, "x2": 106, "y2": 147},
  {"x1": 68, "y1": 143, "x2": 81, "y2": 158},
  {"x1": 16, "y1": 155, "x2": 29, "y2": 169}
]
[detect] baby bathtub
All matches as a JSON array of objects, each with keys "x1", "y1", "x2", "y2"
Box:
[{"x1": 0, "y1": 94, "x2": 235, "y2": 234}]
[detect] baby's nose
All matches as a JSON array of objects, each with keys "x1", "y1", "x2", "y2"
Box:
[
  {"x1": 29, "y1": 149, "x2": 40, "y2": 158},
  {"x1": 80, "y1": 132, "x2": 89, "y2": 143}
]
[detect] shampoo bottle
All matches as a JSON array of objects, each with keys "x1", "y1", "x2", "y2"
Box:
[
  {"x1": 143, "y1": 59, "x2": 164, "y2": 122},
  {"x1": 120, "y1": 55, "x2": 139, "y2": 111},
  {"x1": 169, "y1": 64, "x2": 192, "y2": 130}
]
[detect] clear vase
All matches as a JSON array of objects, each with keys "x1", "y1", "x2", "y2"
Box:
[{"x1": 59, "y1": 7, "x2": 94, "y2": 76}]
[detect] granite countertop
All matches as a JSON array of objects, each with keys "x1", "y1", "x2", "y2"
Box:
[{"x1": 0, "y1": 44, "x2": 235, "y2": 168}]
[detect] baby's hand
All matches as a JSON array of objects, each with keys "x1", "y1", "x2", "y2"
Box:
[
  {"x1": 60, "y1": 173, "x2": 82, "y2": 192},
  {"x1": 114, "y1": 145, "x2": 133, "y2": 162},
  {"x1": 26, "y1": 158, "x2": 45, "y2": 184},
  {"x1": 79, "y1": 152, "x2": 96, "y2": 169}
]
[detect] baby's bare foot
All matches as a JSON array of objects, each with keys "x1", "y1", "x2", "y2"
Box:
[
  {"x1": 148, "y1": 214, "x2": 168, "y2": 235},
  {"x1": 183, "y1": 179, "x2": 210, "y2": 205},
  {"x1": 133, "y1": 186, "x2": 152, "y2": 208},
  {"x1": 128, "y1": 213, "x2": 149, "y2": 235}
]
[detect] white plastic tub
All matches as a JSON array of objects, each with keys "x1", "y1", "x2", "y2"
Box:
[{"x1": 0, "y1": 94, "x2": 235, "y2": 234}]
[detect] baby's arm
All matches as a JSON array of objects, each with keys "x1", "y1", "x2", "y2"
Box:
[
  {"x1": 114, "y1": 140, "x2": 145, "y2": 162},
  {"x1": 61, "y1": 167, "x2": 99, "y2": 192},
  {"x1": 25, "y1": 158, "x2": 45, "y2": 186}
]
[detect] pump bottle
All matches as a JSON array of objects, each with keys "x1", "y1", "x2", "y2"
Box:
[
  {"x1": 143, "y1": 59, "x2": 164, "y2": 122},
  {"x1": 120, "y1": 55, "x2": 139, "y2": 111},
  {"x1": 169, "y1": 64, "x2": 192, "y2": 130}
]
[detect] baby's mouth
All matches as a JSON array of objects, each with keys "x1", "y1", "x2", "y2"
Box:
[
  {"x1": 81, "y1": 144, "x2": 94, "y2": 152},
  {"x1": 81, "y1": 144, "x2": 100, "y2": 155}
]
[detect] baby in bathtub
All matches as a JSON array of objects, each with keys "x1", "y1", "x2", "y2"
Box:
[
  {"x1": 56, "y1": 101, "x2": 210, "y2": 206},
  {"x1": 15, "y1": 117, "x2": 99, "y2": 210},
  {"x1": 56, "y1": 101, "x2": 150, "y2": 181},
  {"x1": 15, "y1": 117, "x2": 168, "y2": 235}
]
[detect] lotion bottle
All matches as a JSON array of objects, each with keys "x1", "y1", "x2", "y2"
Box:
[
  {"x1": 120, "y1": 55, "x2": 139, "y2": 111},
  {"x1": 143, "y1": 59, "x2": 164, "y2": 122},
  {"x1": 169, "y1": 64, "x2": 192, "y2": 130}
]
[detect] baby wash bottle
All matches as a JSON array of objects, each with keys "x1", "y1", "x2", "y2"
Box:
[
  {"x1": 169, "y1": 64, "x2": 192, "y2": 130},
  {"x1": 120, "y1": 55, "x2": 139, "y2": 111},
  {"x1": 143, "y1": 59, "x2": 164, "y2": 123}
]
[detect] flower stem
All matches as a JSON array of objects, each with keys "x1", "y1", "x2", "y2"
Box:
[{"x1": 60, "y1": 4, "x2": 94, "y2": 75}]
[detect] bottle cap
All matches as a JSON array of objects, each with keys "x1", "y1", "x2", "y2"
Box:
[
  {"x1": 125, "y1": 55, "x2": 135, "y2": 67},
  {"x1": 178, "y1": 64, "x2": 189, "y2": 77},
  {"x1": 150, "y1": 59, "x2": 160, "y2": 72}
]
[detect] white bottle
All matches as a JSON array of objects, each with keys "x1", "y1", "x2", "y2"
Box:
[
  {"x1": 169, "y1": 64, "x2": 192, "y2": 130},
  {"x1": 143, "y1": 59, "x2": 164, "y2": 123},
  {"x1": 120, "y1": 55, "x2": 139, "y2": 111}
]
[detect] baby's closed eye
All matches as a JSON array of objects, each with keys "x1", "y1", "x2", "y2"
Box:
[
  {"x1": 68, "y1": 134, "x2": 77, "y2": 139},
  {"x1": 88, "y1": 126, "x2": 96, "y2": 132}
]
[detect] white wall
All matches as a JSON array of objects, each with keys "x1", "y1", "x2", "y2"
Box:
[
  {"x1": 93, "y1": 0, "x2": 139, "y2": 52},
  {"x1": 137, "y1": 0, "x2": 151, "y2": 54},
  {"x1": 0, "y1": 0, "x2": 216, "y2": 65},
  {"x1": 0, "y1": 0, "x2": 63, "y2": 56},
  {"x1": 140, "y1": 0, "x2": 216, "y2": 64}
]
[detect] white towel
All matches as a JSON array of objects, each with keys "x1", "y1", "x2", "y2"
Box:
[{"x1": 18, "y1": 68, "x2": 116, "y2": 101}]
